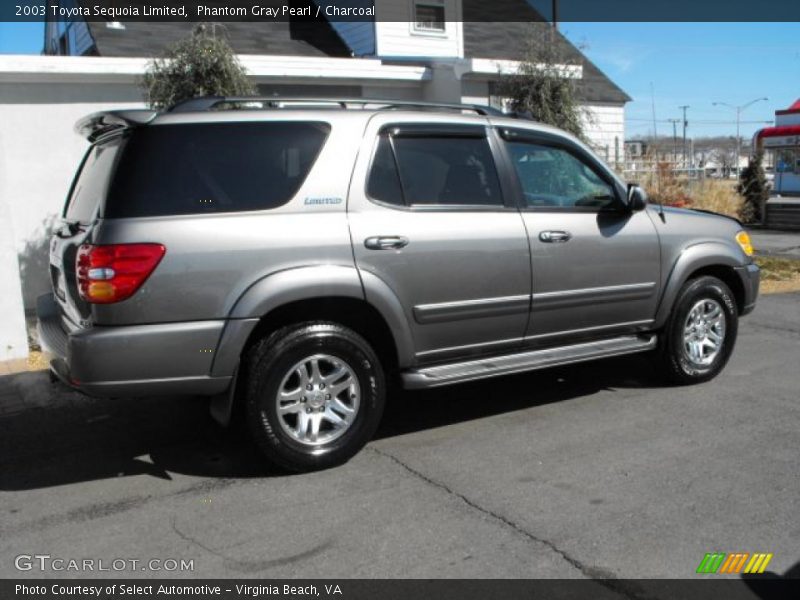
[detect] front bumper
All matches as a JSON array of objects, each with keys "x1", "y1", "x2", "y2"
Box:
[
  {"x1": 735, "y1": 262, "x2": 760, "y2": 316},
  {"x1": 36, "y1": 293, "x2": 233, "y2": 397}
]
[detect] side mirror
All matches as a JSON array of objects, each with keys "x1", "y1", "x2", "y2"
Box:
[{"x1": 627, "y1": 184, "x2": 648, "y2": 212}]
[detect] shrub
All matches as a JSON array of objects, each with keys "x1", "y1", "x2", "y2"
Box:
[
  {"x1": 141, "y1": 24, "x2": 255, "y2": 109},
  {"x1": 498, "y1": 23, "x2": 585, "y2": 139},
  {"x1": 736, "y1": 150, "x2": 769, "y2": 223}
]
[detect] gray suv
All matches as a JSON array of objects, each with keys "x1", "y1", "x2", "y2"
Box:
[{"x1": 37, "y1": 97, "x2": 760, "y2": 472}]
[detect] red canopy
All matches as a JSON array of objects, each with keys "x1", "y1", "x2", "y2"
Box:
[{"x1": 758, "y1": 125, "x2": 800, "y2": 139}]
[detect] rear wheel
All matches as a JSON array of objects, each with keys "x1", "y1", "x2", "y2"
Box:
[
  {"x1": 655, "y1": 275, "x2": 738, "y2": 385},
  {"x1": 244, "y1": 322, "x2": 385, "y2": 472}
]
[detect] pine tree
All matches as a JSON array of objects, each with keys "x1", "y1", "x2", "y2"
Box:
[
  {"x1": 736, "y1": 150, "x2": 769, "y2": 223},
  {"x1": 141, "y1": 24, "x2": 255, "y2": 109},
  {"x1": 498, "y1": 23, "x2": 586, "y2": 139}
]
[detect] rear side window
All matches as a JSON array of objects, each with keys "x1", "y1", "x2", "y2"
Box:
[
  {"x1": 65, "y1": 139, "x2": 121, "y2": 223},
  {"x1": 367, "y1": 133, "x2": 504, "y2": 207},
  {"x1": 366, "y1": 136, "x2": 404, "y2": 206},
  {"x1": 105, "y1": 122, "x2": 330, "y2": 218}
]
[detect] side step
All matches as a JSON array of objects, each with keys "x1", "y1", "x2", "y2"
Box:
[{"x1": 402, "y1": 334, "x2": 657, "y2": 389}]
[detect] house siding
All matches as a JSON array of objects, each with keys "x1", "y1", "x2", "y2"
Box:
[
  {"x1": 375, "y1": 1, "x2": 463, "y2": 58},
  {"x1": 581, "y1": 103, "x2": 626, "y2": 166}
]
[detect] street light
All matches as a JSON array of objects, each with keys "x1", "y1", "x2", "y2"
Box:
[{"x1": 712, "y1": 97, "x2": 769, "y2": 178}]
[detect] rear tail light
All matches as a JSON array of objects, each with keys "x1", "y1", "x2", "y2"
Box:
[{"x1": 76, "y1": 244, "x2": 166, "y2": 304}]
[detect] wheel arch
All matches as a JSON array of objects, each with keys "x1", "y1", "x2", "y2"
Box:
[
  {"x1": 653, "y1": 242, "x2": 748, "y2": 329},
  {"x1": 212, "y1": 266, "x2": 415, "y2": 379}
]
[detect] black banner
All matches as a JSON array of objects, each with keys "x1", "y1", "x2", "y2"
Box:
[
  {"x1": 3, "y1": 579, "x2": 800, "y2": 600},
  {"x1": 4, "y1": 0, "x2": 800, "y2": 23}
]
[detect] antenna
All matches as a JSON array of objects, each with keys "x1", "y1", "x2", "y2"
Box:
[{"x1": 650, "y1": 83, "x2": 665, "y2": 221}]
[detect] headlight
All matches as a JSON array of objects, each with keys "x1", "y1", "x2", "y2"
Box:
[{"x1": 736, "y1": 231, "x2": 754, "y2": 256}]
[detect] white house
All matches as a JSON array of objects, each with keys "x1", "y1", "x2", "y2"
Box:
[{"x1": 0, "y1": 0, "x2": 630, "y2": 365}]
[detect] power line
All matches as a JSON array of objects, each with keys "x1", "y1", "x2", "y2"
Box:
[{"x1": 626, "y1": 118, "x2": 771, "y2": 124}]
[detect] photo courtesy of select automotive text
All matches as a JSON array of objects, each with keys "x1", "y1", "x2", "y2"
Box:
[{"x1": 0, "y1": 0, "x2": 798, "y2": 598}]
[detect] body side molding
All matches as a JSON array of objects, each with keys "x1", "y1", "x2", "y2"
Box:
[
  {"x1": 414, "y1": 294, "x2": 530, "y2": 324},
  {"x1": 532, "y1": 282, "x2": 656, "y2": 310}
]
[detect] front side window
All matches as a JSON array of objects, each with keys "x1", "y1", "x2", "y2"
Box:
[
  {"x1": 367, "y1": 133, "x2": 504, "y2": 208},
  {"x1": 506, "y1": 141, "x2": 618, "y2": 210},
  {"x1": 413, "y1": 1, "x2": 446, "y2": 32}
]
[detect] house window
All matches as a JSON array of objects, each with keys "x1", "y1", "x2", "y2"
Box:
[
  {"x1": 776, "y1": 150, "x2": 796, "y2": 173},
  {"x1": 413, "y1": 1, "x2": 446, "y2": 33}
]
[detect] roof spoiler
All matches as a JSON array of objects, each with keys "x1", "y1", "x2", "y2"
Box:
[{"x1": 75, "y1": 110, "x2": 158, "y2": 142}]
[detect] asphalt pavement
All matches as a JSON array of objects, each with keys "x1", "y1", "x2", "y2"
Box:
[{"x1": 1, "y1": 293, "x2": 798, "y2": 585}]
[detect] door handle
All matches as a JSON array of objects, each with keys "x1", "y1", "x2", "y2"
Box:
[
  {"x1": 539, "y1": 230, "x2": 572, "y2": 243},
  {"x1": 364, "y1": 236, "x2": 409, "y2": 250}
]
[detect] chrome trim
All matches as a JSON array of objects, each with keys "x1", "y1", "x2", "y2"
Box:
[
  {"x1": 532, "y1": 282, "x2": 656, "y2": 310},
  {"x1": 525, "y1": 319, "x2": 654, "y2": 341},
  {"x1": 402, "y1": 334, "x2": 657, "y2": 389},
  {"x1": 414, "y1": 294, "x2": 530, "y2": 324}
]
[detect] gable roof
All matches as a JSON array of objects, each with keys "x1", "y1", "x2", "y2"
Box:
[
  {"x1": 463, "y1": 21, "x2": 631, "y2": 104},
  {"x1": 776, "y1": 98, "x2": 800, "y2": 115}
]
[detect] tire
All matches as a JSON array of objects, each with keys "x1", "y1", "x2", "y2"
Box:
[
  {"x1": 244, "y1": 322, "x2": 385, "y2": 472},
  {"x1": 654, "y1": 275, "x2": 739, "y2": 385}
]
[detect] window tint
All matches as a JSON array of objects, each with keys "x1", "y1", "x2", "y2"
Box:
[
  {"x1": 368, "y1": 133, "x2": 503, "y2": 207},
  {"x1": 507, "y1": 141, "x2": 618, "y2": 210},
  {"x1": 65, "y1": 139, "x2": 121, "y2": 223},
  {"x1": 105, "y1": 122, "x2": 330, "y2": 218},
  {"x1": 367, "y1": 137, "x2": 404, "y2": 206}
]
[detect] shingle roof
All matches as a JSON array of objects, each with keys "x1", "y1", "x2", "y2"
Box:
[{"x1": 80, "y1": 0, "x2": 350, "y2": 59}]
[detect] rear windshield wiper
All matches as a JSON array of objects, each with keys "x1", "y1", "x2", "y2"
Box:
[{"x1": 55, "y1": 220, "x2": 83, "y2": 238}]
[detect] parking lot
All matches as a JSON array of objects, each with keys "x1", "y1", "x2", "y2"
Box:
[{"x1": 0, "y1": 293, "x2": 798, "y2": 582}]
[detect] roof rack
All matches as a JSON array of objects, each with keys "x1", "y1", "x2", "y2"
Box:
[{"x1": 168, "y1": 96, "x2": 507, "y2": 117}]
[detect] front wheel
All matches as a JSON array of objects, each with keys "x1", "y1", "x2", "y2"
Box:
[
  {"x1": 244, "y1": 322, "x2": 385, "y2": 472},
  {"x1": 654, "y1": 275, "x2": 739, "y2": 385}
]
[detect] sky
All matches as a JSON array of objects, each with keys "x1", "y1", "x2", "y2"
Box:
[
  {"x1": 0, "y1": 21, "x2": 42, "y2": 54},
  {"x1": 559, "y1": 22, "x2": 800, "y2": 139},
  {"x1": 1, "y1": 20, "x2": 798, "y2": 138}
]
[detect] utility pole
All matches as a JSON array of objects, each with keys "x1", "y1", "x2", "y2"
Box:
[
  {"x1": 667, "y1": 118, "x2": 680, "y2": 164},
  {"x1": 679, "y1": 105, "x2": 690, "y2": 169},
  {"x1": 712, "y1": 97, "x2": 769, "y2": 178}
]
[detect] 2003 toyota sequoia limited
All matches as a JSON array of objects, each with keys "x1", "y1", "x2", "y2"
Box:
[{"x1": 38, "y1": 97, "x2": 760, "y2": 472}]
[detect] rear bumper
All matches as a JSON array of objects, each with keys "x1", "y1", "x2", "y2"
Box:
[
  {"x1": 36, "y1": 293, "x2": 232, "y2": 397},
  {"x1": 735, "y1": 263, "x2": 760, "y2": 316}
]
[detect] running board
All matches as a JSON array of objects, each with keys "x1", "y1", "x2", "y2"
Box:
[{"x1": 402, "y1": 334, "x2": 657, "y2": 389}]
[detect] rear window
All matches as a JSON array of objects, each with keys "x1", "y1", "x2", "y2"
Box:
[
  {"x1": 105, "y1": 122, "x2": 330, "y2": 218},
  {"x1": 65, "y1": 140, "x2": 121, "y2": 223}
]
